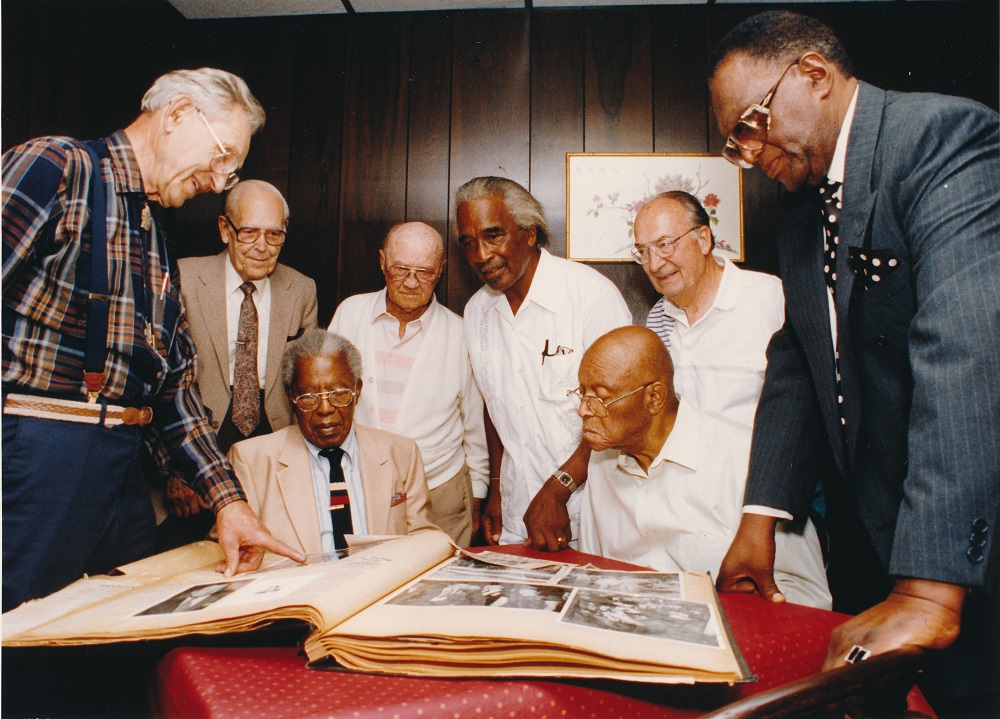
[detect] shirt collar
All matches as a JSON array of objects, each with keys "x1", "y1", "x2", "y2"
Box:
[
  {"x1": 104, "y1": 130, "x2": 145, "y2": 195},
  {"x1": 304, "y1": 425, "x2": 359, "y2": 464},
  {"x1": 485, "y1": 248, "x2": 557, "y2": 314},
  {"x1": 225, "y1": 254, "x2": 268, "y2": 296},
  {"x1": 659, "y1": 256, "x2": 737, "y2": 320},
  {"x1": 617, "y1": 398, "x2": 700, "y2": 475},
  {"x1": 827, "y1": 85, "x2": 860, "y2": 186},
  {"x1": 370, "y1": 287, "x2": 438, "y2": 328}
]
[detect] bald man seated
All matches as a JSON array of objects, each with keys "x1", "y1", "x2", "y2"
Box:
[
  {"x1": 223, "y1": 329, "x2": 438, "y2": 555},
  {"x1": 576, "y1": 327, "x2": 831, "y2": 608}
]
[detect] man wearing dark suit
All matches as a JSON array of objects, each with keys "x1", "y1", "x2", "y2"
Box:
[
  {"x1": 706, "y1": 10, "x2": 998, "y2": 711},
  {"x1": 161, "y1": 180, "x2": 317, "y2": 541},
  {"x1": 226, "y1": 329, "x2": 437, "y2": 554}
]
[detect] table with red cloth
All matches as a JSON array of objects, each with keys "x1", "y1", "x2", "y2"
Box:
[{"x1": 151, "y1": 545, "x2": 934, "y2": 719}]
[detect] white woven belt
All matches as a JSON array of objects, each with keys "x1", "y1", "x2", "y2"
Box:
[{"x1": 3, "y1": 393, "x2": 153, "y2": 427}]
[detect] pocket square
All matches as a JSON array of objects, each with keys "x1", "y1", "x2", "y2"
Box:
[
  {"x1": 390, "y1": 492, "x2": 407, "y2": 507},
  {"x1": 286, "y1": 328, "x2": 305, "y2": 342},
  {"x1": 848, "y1": 247, "x2": 900, "y2": 290}
]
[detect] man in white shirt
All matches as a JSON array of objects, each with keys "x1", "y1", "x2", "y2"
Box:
[
  {"x1": 456, "y1": 176, "x2": 632, "y2": 550},
  {"x1": 577, "y1": 326, "x2": 830, "y2": 609},
  {"x1": 162, "y1": 180, "x2": 317, "y2": 543},
  {"x1": 636, "y1": 191, "x2": 783, "y2": 428},
  {"x1": 328, "y1": 222, "x2": 488, "y2": 545}
]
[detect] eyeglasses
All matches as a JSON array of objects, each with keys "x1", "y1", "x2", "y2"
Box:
[
  {"x1": 631, "y1": 227, "x2": 700, "y2": 264},
  {"x1": 567, "y1": 382, "x2": 655, "y2": 418},
  {"x1": 721, "y1": 59, "x2": 799, "y2": 169},
  {"x1": 293, "y1": 388, "x2": 357, "y2": 412},
  {"x1": 385, "y1": 265, "x2": 440, "y2": 284},
  {"x1": 195, "y1": 108, "x2": 240, "y2": 189},
  {"x1": 223, "y1": 215, "x2": 287, "y2": 247}
]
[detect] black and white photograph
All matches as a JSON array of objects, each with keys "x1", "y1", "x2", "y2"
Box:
[
  {"x1": 562, "y1": 590, "x2": 718, "y2": 647},
  {"x1": 387, "y1": 580, "x2": 571, "y2": 613},
  {"x1": 430, "y1": 556, "x2": 565, "y2": 585},
  {"x1": 135, "y1": 580, "x2": 253, "y2": 616},
  {"x1": 557, "y1": 568, "x2": 681, "y2": 598}
]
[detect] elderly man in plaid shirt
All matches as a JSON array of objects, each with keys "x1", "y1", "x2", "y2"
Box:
[{"x1": 2, "y1": 68, "x2": 303, "y2": 612}]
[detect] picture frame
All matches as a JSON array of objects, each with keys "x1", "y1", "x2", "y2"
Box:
[{"x1": 566, "y1": 153, "x2": 744, "y2": 262}]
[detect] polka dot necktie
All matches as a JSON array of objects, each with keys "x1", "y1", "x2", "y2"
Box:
[
  {"x1": 320, "y1": 446, "x2": 352, "y2": 550},
  {"x1": 819, "y1": 178, "x2": 843, "y2": 293},
  {"x1": 819, "y1": 178, "x2": 848, "y2": 427},
  {"x1": 231, "y1": 282, "x2": 261, "y2": 436}
]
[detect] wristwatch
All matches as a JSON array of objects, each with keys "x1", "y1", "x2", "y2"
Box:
[{"x1": 552, "y1": 470, "x2": 578, "y2": 492}]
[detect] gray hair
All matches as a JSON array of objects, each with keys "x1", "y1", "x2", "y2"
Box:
[
  {"x1": 645, "y1": 191, "x2": 715, "y2": 250},
  {"x1": 708, "y1": 11, "x2": 854, "y2": 80},
  {"x1": 454, "y1": 177, "x2": 550, "y2": 248},
  {"x1": 225, "y1": 180, "x2": 290, "y2": 222},
  {"x1": 141, "y1": 68, "x2": 266, "y2": 133},
  {"x1": 280, "y1": 329, "x2": 364, "y2": 399}
]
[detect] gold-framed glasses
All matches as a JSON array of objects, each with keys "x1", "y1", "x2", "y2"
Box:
[
  {"x1": 195, "y1": 108, "x2": 240, "y2": 189},
  {"x1": 567, "y1": 382, "x2": 655, "y2": 418},
  {"x1": 631, "y1": 226, "x2": 700, "y2": 264},
  {"x1": 223, "y1": 215, "x2": 287, "y2": 247},
  {"x1": 386, "y1": 265, "x2": 440, "y2": 284},
  {"x1": 721, "y1": 59, "x2": 799, "y2": 169},
  {"x1": 293, "y1": 388, "x2": 357, "y2": 412}
]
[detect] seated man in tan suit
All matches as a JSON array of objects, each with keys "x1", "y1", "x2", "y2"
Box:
[{"x1": 227, "y1": 329, "x2": 437, "y2": 554}]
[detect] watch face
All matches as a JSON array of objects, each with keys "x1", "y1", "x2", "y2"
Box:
[{"x1": 556, "y1": 472, "x2": 574, "y2": 489}]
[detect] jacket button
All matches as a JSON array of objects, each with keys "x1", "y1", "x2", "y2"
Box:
[
  {"x1": 874, "y1": 334, "x2": 887, "y2": 348},
  {"x1": 970, "y1": 534, "x2": 987, "y2": 549},
  {"x1": 967, "y1": 546, "x2": 984, "y2": 564},
  {"x1": 212, "y1": 421, "x2": 220, "y2": 429},
  {"x1": 972, "y1": 518, "x2": 988, "y2": 534}
]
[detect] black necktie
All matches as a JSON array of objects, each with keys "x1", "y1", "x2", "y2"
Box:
[
  {"x1": 819, "y1": 178, "x2": 847, "y2": 427},
  {"x1": 319, "y1": 447, "x2": 352, "y2": 549},
  {"x1": 231, "y1": 282, "x2": 260, "y2": 436}
]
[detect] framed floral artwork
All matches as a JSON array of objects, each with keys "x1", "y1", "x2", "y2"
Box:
[{"x1": 566, "y1": 153, "x2": 744, "y2": 262}]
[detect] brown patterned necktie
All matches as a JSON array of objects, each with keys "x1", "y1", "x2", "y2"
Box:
[{"x1": 231, "y1": 281, "x2": 260, "y2": 436}]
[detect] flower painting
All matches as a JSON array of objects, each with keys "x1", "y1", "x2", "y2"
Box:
[{"x1": 567, "y1": 154, "x2": 743, "y2": 262}]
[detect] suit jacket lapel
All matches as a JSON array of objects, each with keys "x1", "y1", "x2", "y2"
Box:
[
  {"x1": 838, "y1": 82, "x2": 887, "y2": 463},
  {"x1": 356, "y1": 426, "x2": 392, "y2": 535},
  {"x1": 191, "y1": 253, "x2": 231, "y2": 397},
  {"x1": 276, "y1": 426, "x2": 323, "y2": 554},
  {"x1": 780, "y1": 192, "x2": 850, "y2": 476},
  {"x1": 266, "y1": 266, "x2": 294, "y2": 404}
]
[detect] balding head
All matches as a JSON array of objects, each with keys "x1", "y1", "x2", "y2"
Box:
[
  {"x1": 379, "y1": 221, "x2": 446, "y2": 322},
  {"x1": 576, "y1": 327, "x2": 678, "y2": 458}
]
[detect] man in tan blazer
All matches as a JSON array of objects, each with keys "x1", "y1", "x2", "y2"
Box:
[
  {"x1": 227, "y1": 329, "x2": 437, "y2": 554},
  {"x1": 157, "y1": 180, "x2": 317, "y2": 546}
]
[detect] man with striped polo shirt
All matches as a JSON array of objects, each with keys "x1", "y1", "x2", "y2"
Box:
[{"x1": 329, "y1": 222, "x2": 488, "y2": 545}]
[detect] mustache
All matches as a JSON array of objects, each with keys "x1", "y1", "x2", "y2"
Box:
[{"x1": 475, "y1": 258, "x2": 505, "y2": 275}]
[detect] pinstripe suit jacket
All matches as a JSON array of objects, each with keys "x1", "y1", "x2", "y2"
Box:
[{"x1": 745, "y1": 82, "x2": 999, "y2": 589}]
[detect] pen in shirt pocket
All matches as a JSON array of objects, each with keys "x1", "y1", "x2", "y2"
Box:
[{"x1": 541, "y1": 339, "x2": 573, "y2": 365}]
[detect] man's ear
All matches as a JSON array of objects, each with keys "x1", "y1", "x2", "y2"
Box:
[
  {"x1": 797, "y1": 52, "x2": 835, "y2": 99},
  {"x1": 524, "y1": 225, "x2": 537, "y2": 249},
  {"x1": 645, "y1": 381, "x2": 667, "y2": 415},
  {"x1": 163, "y1": 95, "x2": 196, "y2": 133},
  {"x1": 218, "y1": 216, "x2": 231, "y2": 245},
  {"x1": 355, "y1": 379, "x2": 364, "y2": 401},
  {"x1": 378, "y1": 250, "x2": 387, "y2": 272}
]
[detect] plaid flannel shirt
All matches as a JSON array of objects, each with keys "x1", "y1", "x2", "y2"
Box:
[{"x1": 2, "y1": 130, "x2": 244, "y2": 510}]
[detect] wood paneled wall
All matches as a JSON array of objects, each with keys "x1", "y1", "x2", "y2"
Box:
[{"x1": 3, "y1": 0, "x2": 997, "y2": 324}]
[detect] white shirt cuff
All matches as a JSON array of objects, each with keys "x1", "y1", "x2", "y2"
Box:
[{"x1": 743, "y1": 505, "x2": 794, "y2": 521}]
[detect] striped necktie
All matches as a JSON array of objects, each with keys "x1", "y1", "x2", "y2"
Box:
[{"x1": 319, "y1": 446, "x2": 352, "y2": 549}]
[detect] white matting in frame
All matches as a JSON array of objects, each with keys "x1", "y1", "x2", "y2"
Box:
[{"x1": 566, "y1": 153, "x2": 744, "y2": 262}]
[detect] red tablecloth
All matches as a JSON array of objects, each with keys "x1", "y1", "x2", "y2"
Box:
[{"x1": 151, "y1": 546, "x2": 935, "y2": 719}]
